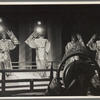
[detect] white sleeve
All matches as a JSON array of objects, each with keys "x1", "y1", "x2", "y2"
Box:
[
  {"x1": 65, "y1": 42, "x2": 71, "y2": 53},
  {"x1": 8, "y1": 40, "x2": 16, "y2": 50},
  {"x1": 88, "y1": 42, "x2": 96, "y2": 51},
  {"x1": 25, "y1": 39, "x2": 36, "y2": 48},
  {"x1": 45, "y1": 40, "x2": 51, "y2": 53}
]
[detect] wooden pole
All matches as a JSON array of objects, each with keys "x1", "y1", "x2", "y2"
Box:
[
  {"x1": 50, "y1": 62, "x2": 53, "y2": 83},
  {"x1": 2, "y1": 70, "x2": 5, "y2": 96}
]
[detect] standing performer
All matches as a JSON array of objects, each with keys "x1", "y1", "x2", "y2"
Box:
[
  {"x1": 0, "y1": 30, "x2": 19, "y2": 76},
  {"x1": 76, "y1": 33, "x2": 86, "y2": 47},
  {"x1": 65, "y1": 33, "x2": 85, "y2": 66},
  {"x1": 25, "y1": 29, "x2": 50, "y2": 78},
  {"x1": 87, "y1": 34, "x2": 100, "y2": 67},
  {"x1": 65, "y1": 35, "x2": 79, "y2": 65}
]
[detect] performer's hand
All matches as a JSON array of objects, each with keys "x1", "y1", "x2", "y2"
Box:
[
  {"x1": 92, "y1": 34, "x2": 97, "y2": 40},
  {"x1": 5, "y1": 29, "x2": 13, "y2": 37},
  {"x1": 76, "y1": 33, "x2": 82, "y2": 40},
  {"x1": 32, "y1": 31, "x2": 39, "y2": 38},
  {"x1": 10, "y1": 31, "x2": 14, "y2": 37}
]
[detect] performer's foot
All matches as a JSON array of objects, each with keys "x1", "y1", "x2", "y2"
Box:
[
  {"x1": 6, "y1": 73, "x2": 11, "y2": 77},
  {"x1": 6, "y1": 74, "x2": 10, "y2": 77}
]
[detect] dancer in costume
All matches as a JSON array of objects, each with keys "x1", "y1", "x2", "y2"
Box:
[{"x1": 25, "y1": 30, "x2": 50, "y2": 78}]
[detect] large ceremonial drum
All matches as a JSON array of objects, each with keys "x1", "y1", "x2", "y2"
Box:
[
  {"x1": 45, "y1": 41, "x2": 100, "y2": 96},
  {"x1": 56, "y1": 42, "x2": 100, "y2": 95}
]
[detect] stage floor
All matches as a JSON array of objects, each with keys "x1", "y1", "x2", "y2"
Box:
[
  {"x1": 0, "y1": 71, "x2": 51, "y2": 79},
  {"x1": 0, "y1": 69, "x2": 58, "y2": 96}
]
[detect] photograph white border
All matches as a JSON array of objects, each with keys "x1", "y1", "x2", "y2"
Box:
[
  {"x1": 0, "y1": 1, "x2": 100, "y2": 99},
  {"x1": 0, "y1": 1, "x2": 99, "y2": 5}
]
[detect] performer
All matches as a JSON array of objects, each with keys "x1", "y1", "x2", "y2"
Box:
[
  {"x1": 65, "y1": 35, "x2": 79, "y2": 66},
  {"x1": 25, "y1": 29, "x2": 50, "y2": 78},
  {"x1": 76, "y1": 33, "x2": 86, "y2": 47},
  {"x1": 65, "y1": 33, "x2": 85, "y2": 66},
  {"x1": 0, "y1": 30, "x2": 19, "y2": 76},
  {"x1": 87, "y1": 34, "x2": 100, "y2": 67}
]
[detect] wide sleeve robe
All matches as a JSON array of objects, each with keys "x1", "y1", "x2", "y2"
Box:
[
  {"x1": 0, "y1": 39, "x2": 16, "y2": 69},
  {"x1": 25, "y1": 37, "x2": 51, "y2": 77}
]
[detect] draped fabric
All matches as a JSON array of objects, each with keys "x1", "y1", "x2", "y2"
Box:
[
  {"x1": 88, "y1": 40, "x2": 100, "y2": 67},
  {"x1": 65, "y1": 41, "x2": 79, "y2": 66},
  {"x1": 0, "y1": 39, "x2": 16, "y2": 70},
  {"x1": 25, "y1": 36, "x2": 51, "y2": 77},
  {"x1": 96, "y1": 41, "x2": 100, "y2": 59},
  {"x1": 95, "y1": 41, "x2": 100, "y2": 67}
]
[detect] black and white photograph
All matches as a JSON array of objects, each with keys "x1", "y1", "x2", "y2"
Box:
[{"x1": 0, "y1": 3, "x2": 100, "y2": 97}]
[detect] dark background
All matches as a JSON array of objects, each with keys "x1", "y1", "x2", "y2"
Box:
[{"x1": 0, "y1": 5, "x2": 99, "y2": 61}]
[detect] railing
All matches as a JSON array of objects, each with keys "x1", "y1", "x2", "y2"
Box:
[
  {"x1": 11, "y1": 61, "x2": 60, "y2": 69},
  {"x1": 0, "y1": 62, "x2": 58, "y2": 96}
]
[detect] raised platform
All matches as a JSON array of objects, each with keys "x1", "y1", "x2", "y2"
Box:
[{"x1": 0, "y1": 70, "x2": 57, "y2": 96}]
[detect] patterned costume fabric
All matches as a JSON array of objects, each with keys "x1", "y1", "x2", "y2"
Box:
[
  {"x1": 0, "y1": 39, "x2": 16, "y2": 70},
  {"x1": 65, "y1": 41, "x2": 79, "y2": 66},
  {"x1": 88, "y1": 40, "x2": 100, "y2": 67},
  {"x1": 95, "y1": 41, "x2": 100, "y2": 67},
  {"x1": 26, "y1": 37, "x2": 50, "y2": 78}
]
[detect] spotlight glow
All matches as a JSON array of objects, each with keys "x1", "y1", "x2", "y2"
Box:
[
  {"x1": 37, "y1": 21, "x2": 41, "y2": 25},
  {"x1": 36, "y1": 27, "x2": 42, "y2": 33}
]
